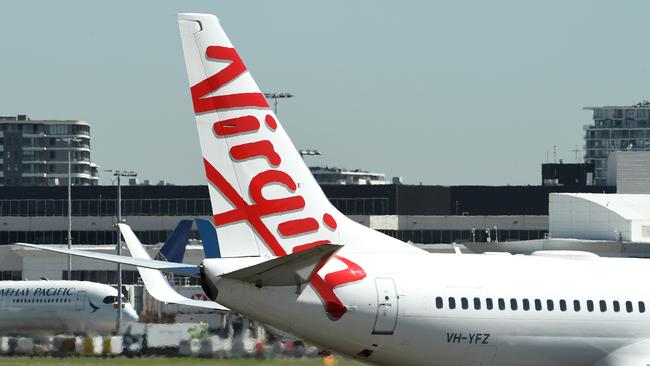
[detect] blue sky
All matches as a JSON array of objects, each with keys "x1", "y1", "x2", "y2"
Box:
[{"x1": 1, "y1": 1, "x2": 649, "y2": 185}]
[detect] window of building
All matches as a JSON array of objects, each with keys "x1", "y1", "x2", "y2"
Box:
[{"x1": 0, "y1": 271, "x2": 21, "y2": 280}]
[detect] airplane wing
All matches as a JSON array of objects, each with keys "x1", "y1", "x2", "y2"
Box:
[
  {"x1": 118, "y1": 224, "x2": 228, "y2": 311},
  {"x1": 16, "y1": 243, "x2": 200, "y2": 277}
]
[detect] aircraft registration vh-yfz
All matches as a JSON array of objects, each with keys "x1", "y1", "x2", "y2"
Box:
[{"x1": 19, "y1": 13, "x2": 650, "y2": 366}]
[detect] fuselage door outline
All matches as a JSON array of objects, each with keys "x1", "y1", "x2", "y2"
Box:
[{"x1": 372, "y1": 277, "x2": 398, "y2": 335}]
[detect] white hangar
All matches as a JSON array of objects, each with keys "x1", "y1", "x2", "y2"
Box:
[{"x1": 550, "y1": 193, "x2": 650, "y2": 243}]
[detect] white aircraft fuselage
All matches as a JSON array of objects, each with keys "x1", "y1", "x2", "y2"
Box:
[
  {"x1": 0, "y1": 280, "x2": 138, "y2": 336},
  {"x1": 202, "y1": 252, "x2": 650, "y2": 366}
]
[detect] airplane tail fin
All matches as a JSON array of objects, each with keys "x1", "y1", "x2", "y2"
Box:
[
  {"x1": 177, "y1": 13, "x2": 419, "y2": 259},
  {"x1": 156, "y1": 219, "x2": 193, "y2": 262},
  {"x1": 195, "y1": 218, "x2": 221, "y2": 259}
]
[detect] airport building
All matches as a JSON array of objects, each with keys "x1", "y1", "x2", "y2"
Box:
[
  {"x1": 0, "y1": 184, "x2": 616, "y2": 246},
  {"x1": 550, "y1": 193, "x2": 650, "y2": 242},
  {"x1": 0, "y1": 182, "x2": 616, "y2": 281},
  {"x1": 583, "y1": 101, "x2": 650, "y2": 185},
  {"x1": 0, "y1": 115, "x2": 98, "y2": 186}
]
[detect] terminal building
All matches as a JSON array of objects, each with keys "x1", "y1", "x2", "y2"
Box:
[
  {"x1": 0, "y1": 183, "x2": 617, "y2": 246},
  {"x1": 0, "y1": 115, "x2": 98, "y2": 186},
  {"x1": 0, "y1": 182, "x2": 617, "y2": 282}
]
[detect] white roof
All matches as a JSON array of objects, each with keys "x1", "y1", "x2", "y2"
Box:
[{"x1": 553, "y1": 193, "x2": 650, "y2": 220}]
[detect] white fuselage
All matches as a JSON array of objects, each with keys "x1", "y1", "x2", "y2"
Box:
[
  {"x1": 203, "y1": 251, "x2": 650, "y2": 366},
  {"x1": 0, "y1": 280, "x2": 138, "y2": 336}
]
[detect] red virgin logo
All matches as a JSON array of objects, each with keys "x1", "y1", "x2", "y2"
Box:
[{"x1": 193, "y1": 45, "x2": 366, "y2": 320}]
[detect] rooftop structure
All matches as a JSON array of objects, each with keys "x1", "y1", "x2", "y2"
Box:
[
  {"x1": 0, "y1": 115, "x2": 98, "y2": 186},
  {"x1": 309, "y1": 166, "x2": 389, "y2": 185},
  {"x1": 541, "y1": 162, "x2": 594, "y2": 186},
  {"x1": 583, "y1": 101, "x2": 650, "y2": 185},
  {"x1": 607, "y1": 151, "x2": 650, "y2": 193}
]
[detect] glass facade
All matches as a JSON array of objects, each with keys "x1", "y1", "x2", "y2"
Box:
[
  {"x1": 0, "y1": 271, "x2": 22, "y2": 280},
  {"x1": 0, "y1": 198, "x2": 212, "y2": 216},
  {"x1": 328, "y1": 198, "x2": 390, "y2": 215},
  {"x1": 0, "y1": 185, "x2": 555, "y2": 246},
  {"x1": 0, "y1": 230, "x2": 200, "y2": 245},
  {"x1": 379, "y1": 229, "x2": 548, "y2": 244}
]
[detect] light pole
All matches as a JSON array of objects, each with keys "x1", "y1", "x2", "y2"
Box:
[
  {"x1": 57, "y1": 137, "x2": 81, "y2": 280},
  {"x1": 263, "y1": 92, "x2": 293, "y2": 115},
  {"x1": 105, "y1": 169, "x2": 137, "y2": 332}
]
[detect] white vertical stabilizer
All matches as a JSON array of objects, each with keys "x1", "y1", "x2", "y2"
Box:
[{"x1": 177, "y1": 13, "x2": 418, "y2": 261}]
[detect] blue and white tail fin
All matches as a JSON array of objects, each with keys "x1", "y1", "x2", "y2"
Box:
[
  {"x1": 177, "y1": 13, "x2": 419, "y2": 259},
  {"x1": 156, "y1": 219, "x2": 193, "y2": 262},
  {"x1": 195, "y1": 218, "x2": 221, "y2": 259}
]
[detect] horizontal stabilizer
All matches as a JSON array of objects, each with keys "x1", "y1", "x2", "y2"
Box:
[
  {"x1": 223, "y1": 244, "x2": 342, "y2": 287},
  {"x1": 16, "y1": 243, "x2": 200, "y2": 277},
  {"x1": 118, "y1": 224, "x2": 228, "y2": 311}
]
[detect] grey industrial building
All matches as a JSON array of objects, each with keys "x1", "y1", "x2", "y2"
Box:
[{"x1": 0, "y1": 115, "x2": 98, "y2": 186}]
